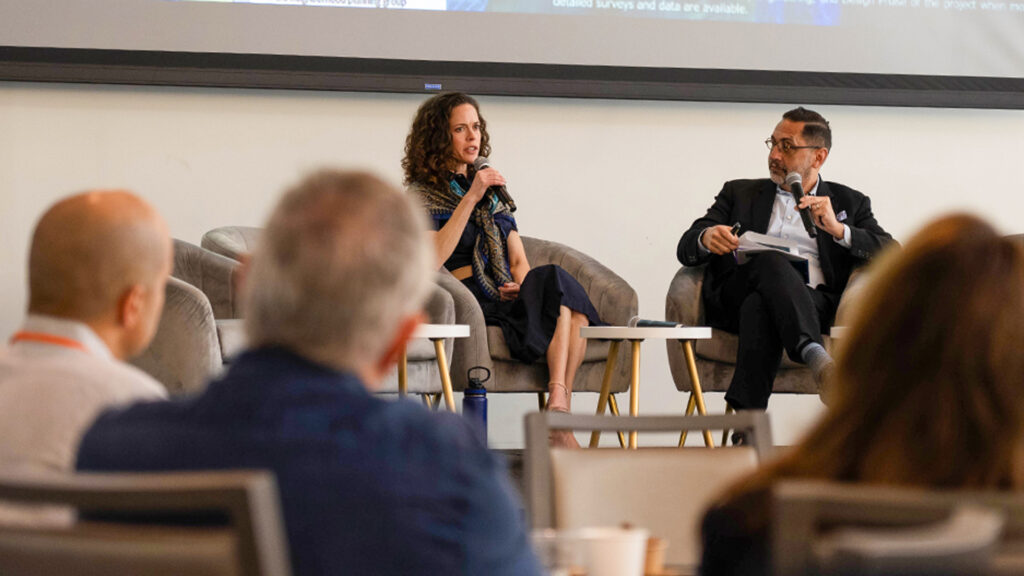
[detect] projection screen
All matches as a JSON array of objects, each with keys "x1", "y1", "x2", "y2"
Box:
[{"x1": 1, "y1": 0, "x2": 1022, "y2": 107}]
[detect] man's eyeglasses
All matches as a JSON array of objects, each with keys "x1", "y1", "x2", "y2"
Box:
[{"x1": 765, "y1": 138, "x2": 822, "y2": 154}]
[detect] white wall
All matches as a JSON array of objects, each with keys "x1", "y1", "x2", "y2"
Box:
[{"x1": 2, "y1": 81, "x2": 1023, "y2": 447}]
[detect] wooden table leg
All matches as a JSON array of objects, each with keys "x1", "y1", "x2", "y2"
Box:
[
  {"x1": 607, "y1": 395, "x2": 627, "y2": 448},
  {"x1": 590, "y1": 340, "x2": 621, "y2": 448},
  {"x1": 398, "y1": 348, "x2": 408, "y2": 398},
  {"x1": 433, "y1": 339, "x2": 456, "y2": 412},
  {"x1": 629, "y1": 340, "x2": 641, "y2": 450},
  {"x1": 678, "y1": 393, "x2": 697, "y2": 447},
  {"x1": 682, "y1": 340, "x2": 715, "y2": 448}
]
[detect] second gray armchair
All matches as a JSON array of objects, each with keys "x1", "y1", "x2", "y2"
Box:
[
  {"x1": 201, "y1": 226, "x2": 458, "y2": 403},
  {"x1": 132, "y1": 239, "x2": 244, "y2": 396},
  {"x1": 665, "y1": 264, "x2": 866, "y2": 426}
]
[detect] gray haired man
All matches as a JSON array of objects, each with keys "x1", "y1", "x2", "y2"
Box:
[{"x1": 78, "y1": 170, "x2": 542, "y2": 576}]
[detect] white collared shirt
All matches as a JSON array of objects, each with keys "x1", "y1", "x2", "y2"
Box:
[
  {"x1": 0, "y1": 314, "x2": 166, "y2": 527},
  {"x1": 769, "y1": 179, "x2": 852, "y2": 287},
  {"x1": 11, "y1": 315, "x2": 116, "y2": 360}
]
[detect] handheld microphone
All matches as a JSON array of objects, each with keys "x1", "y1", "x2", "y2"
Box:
[
  {"x1": 473, "y1": 157, "x2": 516, "y2": 212},
  {"x1": 785, "y1": 172, "x2": 817, "y2": 239}
]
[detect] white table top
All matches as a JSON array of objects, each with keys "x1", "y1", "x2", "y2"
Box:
[
  {"x1": 580, "y1": 326, "x2": 712, "y2": 340},
  {"x1": 412, "y1": 324, "x2": 470, "y2": 339}
]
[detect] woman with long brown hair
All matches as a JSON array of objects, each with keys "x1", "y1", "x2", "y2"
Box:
[
  {"x1": 403, "y1": 92, "x2": 601, "y2": 448},
  {"x1": 701, "y1": 213, "x2": 1024, "y2": 575}
]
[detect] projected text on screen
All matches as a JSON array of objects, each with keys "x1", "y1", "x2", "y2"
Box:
[{"x1": 174, "y1": 0, "x2": 1024, "y2": 25}]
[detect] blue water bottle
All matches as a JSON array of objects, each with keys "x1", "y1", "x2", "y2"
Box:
[{"x1": 463, "y1": 366, "x2": 490, "y2": 441}]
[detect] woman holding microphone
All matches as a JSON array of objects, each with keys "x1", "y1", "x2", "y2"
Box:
[{"x1": 403, "y1": 92, "x2": 601, "y2": 448}]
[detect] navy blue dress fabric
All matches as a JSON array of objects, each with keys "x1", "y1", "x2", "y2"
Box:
[
  {"x1": 76, "y1": 347, "x2": 543, "y2": 576},
  {"x1": 432, "y1": 206, "x2": 603, "y2": 364},
  {"x1": 460, "y1": 265, "x2": 603, "y2": 364}
]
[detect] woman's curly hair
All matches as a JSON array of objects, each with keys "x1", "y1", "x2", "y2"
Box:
[{"x1": 402, "y1": 93, "x2": 491, "y2": 192}]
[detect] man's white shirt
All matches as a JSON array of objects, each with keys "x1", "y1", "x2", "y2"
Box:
[{"x1": 0, "y1": 314, "x2": 166, "y2": 526}]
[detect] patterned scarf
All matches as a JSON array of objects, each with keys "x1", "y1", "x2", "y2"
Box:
[{"x1": 416, "y1": 176, "x2": 514, "y2": 301}]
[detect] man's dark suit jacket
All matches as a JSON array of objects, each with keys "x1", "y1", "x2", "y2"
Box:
[
  {"x1": 77, "y1": 347, "x2": 542, "y2": 576},
  {"x1": 677, "y1": 178, "x2": 893, "y2": 324}
]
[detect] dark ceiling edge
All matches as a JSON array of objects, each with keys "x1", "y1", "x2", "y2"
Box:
[{"x1": 1, "y1": 47, "x2": 1022, "y2": 109}]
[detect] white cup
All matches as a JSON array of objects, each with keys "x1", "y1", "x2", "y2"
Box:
[
  {"x1": 574, "y1": 526, "x2": 649, "y2": 576},
  {"x1": 531, "y1": 529, "x2": 584, "y2": 576}
]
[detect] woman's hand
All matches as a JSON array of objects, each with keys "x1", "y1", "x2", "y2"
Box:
[
  {"x1": 498, "y1": 282, "x2": 520, "y2": 301},
  {"x1": 465, "y1": 168, "x2": 506, "y2": 204}
]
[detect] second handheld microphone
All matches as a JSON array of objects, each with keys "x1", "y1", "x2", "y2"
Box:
[
  {"x1": 785, "y1": 172, "x2": 817, "y2": 239},
  {"x1": 473, "y1": 156, "x2": 516, "y2": 212}
]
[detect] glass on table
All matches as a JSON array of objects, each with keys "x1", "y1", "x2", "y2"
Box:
[
  {"x1": 531, "y1": 529, "x2": 586, "y2": 576},
  {"x1": 532, "y1": 526, "x2": 649, "y2": 576}
]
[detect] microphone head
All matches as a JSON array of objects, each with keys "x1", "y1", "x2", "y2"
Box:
[
  {"x1": 784, "y1": 172, "x2": 803, "y2": 187},
  {"x1": 472, "y1": 156, "x2": 491, "y2": 171}
]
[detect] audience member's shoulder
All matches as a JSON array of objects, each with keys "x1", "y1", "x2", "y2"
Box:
[
  {"x1": 1, "y1": 347, "x2": 165, "y2": 403},
  {"x1": 96, "y1": 360, "x2": 168, "y2": 400},
  {"x1": 366, "y1": 397, "x2": 494, "y2": 468}
]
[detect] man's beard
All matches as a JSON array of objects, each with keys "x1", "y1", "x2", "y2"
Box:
[{"x1": 769, "y1": 160, "x2": 787, "y2": 185}]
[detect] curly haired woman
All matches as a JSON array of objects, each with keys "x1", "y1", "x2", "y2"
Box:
[{"x1": 403, "y1": 92, "x2": 602, "y2": 448}]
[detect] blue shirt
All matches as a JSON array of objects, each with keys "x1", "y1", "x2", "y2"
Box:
[{"x1": 77, "y1": 347, "x2": 542, "y2": 576}]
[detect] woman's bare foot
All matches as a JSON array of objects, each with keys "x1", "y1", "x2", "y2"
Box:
[
  {"x1": 546, "y1": 382, "x2": 571, "y2": 412},
  {"x1": 549, "y1": 427, "x2": 581, "y2": 449}
]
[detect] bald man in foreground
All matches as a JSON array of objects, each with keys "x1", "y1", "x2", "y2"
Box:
[{"x1": 0, "y1": 191, "x2": 169, "y2": 523}]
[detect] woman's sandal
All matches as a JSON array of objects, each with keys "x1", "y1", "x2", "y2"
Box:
[{"x1": 546, "y1": 405, "x2": 581, "y2": 449}]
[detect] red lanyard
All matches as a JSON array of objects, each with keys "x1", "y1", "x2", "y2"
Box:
[{"x1": 9, "y1": 331, "x2": 90, "y2": 354}]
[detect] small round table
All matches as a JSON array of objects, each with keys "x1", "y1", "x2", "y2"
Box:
[
  {"x1": 580, "y1": 326, "x2": 713, "y2": 449},
  {"x1": 399, "y1": 324, "x2": 470, "y2": 412}
]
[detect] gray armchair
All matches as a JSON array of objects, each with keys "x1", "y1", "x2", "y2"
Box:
[
  {"x1": 440, "y1": 236, "x2": 637, "y2": 403},
  {"x1": 200, "y1": 226, "x2": 457, "y2": 402},
  {"x1": 201, "y1": 225, "x2": 262, "y2": 262},
  {"x1": 132, "y1": 239, "x2": 244, "y2": 397},
  {"x1": 665, "y1": 265, "x2": 864, "y2": 415}
]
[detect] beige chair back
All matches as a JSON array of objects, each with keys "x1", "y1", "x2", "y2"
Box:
[
  {"x1": 525, "y1": 412, "x2": 771, "y2": 568},
  {"x1": 0, "y1": 470, "x2": 291, "y2": 576},
  {"x1": 773, "y1": 480, "x2": 1024, "y2": 576},
  {"x1": 552, "y1": 446, "x2": 758, "y2": 566}
]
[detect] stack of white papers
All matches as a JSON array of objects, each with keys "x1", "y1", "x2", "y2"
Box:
[{"x1": 735, "y1": 231, "x2": 808, "y2": 265}]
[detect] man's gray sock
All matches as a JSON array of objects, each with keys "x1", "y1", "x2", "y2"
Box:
[{"x1": 801, "y1": 342, "x2": 833, "y2": 383}]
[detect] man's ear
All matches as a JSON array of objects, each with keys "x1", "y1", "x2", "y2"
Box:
[
  {"x1": 117, "y1": 284, "x2": 146, "y2": 329},
  {"x1": 376, "y1": 312, "x2": 426, "y2": 376},
  {"x1": 813, "y1": 147, "x2": 829, "y2": 170}
]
